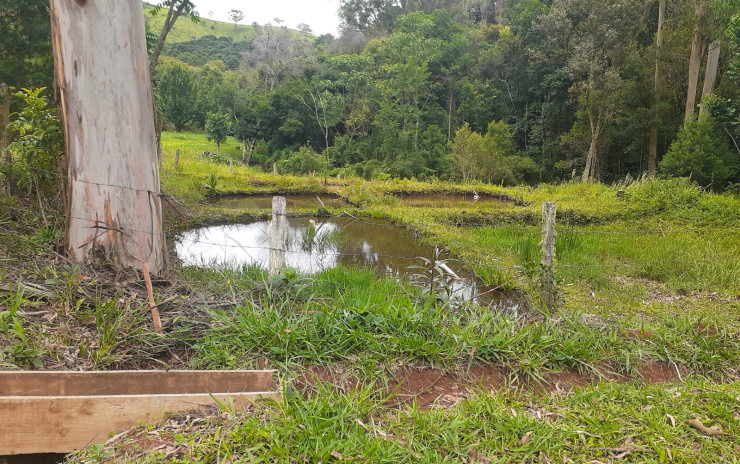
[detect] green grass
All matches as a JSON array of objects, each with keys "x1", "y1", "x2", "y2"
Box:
[
  {"x1": 5, "y1": 129, "x2": 740, "y2": 463},
  {"x1": 70, "y1": 378, "x2": 740, "y2": 463},
  {"x1": 144, "y1": 4, "x2": 256, "y2": 44},
  {"x1": 164, "y1": 264, "x2": 739, "y2": 380}
]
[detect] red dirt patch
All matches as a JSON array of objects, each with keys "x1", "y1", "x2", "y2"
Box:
[
  {"x1": 295, "y1": 361, "x2": 691, "y2": 409},
  {"x1": 638, "y1": 362, "x2": 685, "y2": 383}
]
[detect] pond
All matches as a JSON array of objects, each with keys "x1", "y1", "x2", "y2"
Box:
[
  {"x1": 175, "y1": 215, "x2": 526, "y2": 311},
  {"x1": 209, "y1": 195, "x2": 346, "y2": 210}
]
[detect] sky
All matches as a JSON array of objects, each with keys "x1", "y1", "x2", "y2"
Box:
[{"x1": 192, "y1": 0, "x2": 342, "y2": 36}]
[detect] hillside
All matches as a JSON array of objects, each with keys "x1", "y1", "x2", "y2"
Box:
[{"x1": 144, "y1": 3, "x2": 256, "y2": 44}]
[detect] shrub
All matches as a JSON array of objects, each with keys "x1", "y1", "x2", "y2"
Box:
[
  {"x1": 277, "y1": 146, "x2": 324, "y2": 175},
  {"x1": 660, "y1": 116, "x2": 737, "y2": 189},
  {"x1": 3, "y1": 88, "x2": 64, "y2": 198}
]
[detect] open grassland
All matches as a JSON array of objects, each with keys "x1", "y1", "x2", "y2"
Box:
[
  {"x1": 144, "y1": 4, "x2": 256, "y2": 44},
  {"x1": 2, "y1": 130, "x2": 739, "y2": 462}
]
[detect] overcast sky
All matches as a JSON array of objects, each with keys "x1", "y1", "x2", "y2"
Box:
[{"x1": 192, "y1": 0, "x2": 342, "y2": 36}]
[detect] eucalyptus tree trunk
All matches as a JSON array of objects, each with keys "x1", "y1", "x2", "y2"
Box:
[
  {"x1": 582, "y1": 116, "x2": 602, "y2": 182},
  {"x1": 684, "y1": 2, "x2": 706, "y2": 122},
  {"x1": 1, "y1": 83, "x2": 9, "y2": 195},
  {"x1": 648, "y1": 0, "x2": 665, "y2": 175},
  {"x1": 149, "y1": 1, "x2": 191, "y2": 77},
  {"x1": 50, "y1": 0, "x2": 168, "y2": 276},
  {"x1": 699, "y1": 43, "x2": 721, "y2": 117}
]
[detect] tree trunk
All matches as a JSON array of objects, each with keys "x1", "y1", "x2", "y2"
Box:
[
  {"x1": 1, "y1": 83, "x2": 10, "y2": 195},
  {"x1": 51, "y1": 0, "x2": 168, "y2": 276},
  {"x1": 648, "y1": 0, "x2": 665, "y2": 175},
  {"x1": 149, "y1": 2, "x2": 187, "y2": 77},
  {"x1": 699, "y1": 43, "x2": 720, "y2": 117},
  {"x1": 156, "y1": 115, "x2": 163, "y2": 170},
  {"x1": 241, "y1": 139, "x2": 247, "y2": 164},
  {"x1": 582, "y1": 117, "x2": 602, "y2": 182},
  {"x1": 684, "y1": 2, "x2": 705, "y2": 122},
  {"x1": 247, "y1": 139, "x2": 256, "y2": 165}
]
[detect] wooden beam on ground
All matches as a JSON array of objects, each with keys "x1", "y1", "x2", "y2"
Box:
[
  {"x1": 0, "y1": 370, "x2": 275, "y2": 396},
  {"x1": 0, "y1": 392, "x2": 276, "y2": 455},
  {"x1": 0, "y1": 370, "x2": 278, "y2": 455}
]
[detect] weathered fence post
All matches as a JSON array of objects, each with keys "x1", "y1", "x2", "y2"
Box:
[
  {"x1": 174, "y1": 148, "x2": 180, "y2": 170},
  {"x1": 272, "y1": 163, "x2": 277, "y2": 176},
  {"x1": 1, "y1": 83, "x2": 9, "y2": 195},
  {"x1": 229, "y1": 160, "x2": 233, "y2": 175},
  {"x1": 268, "y1": 196, "x2": 287, "y2": 275},
  {"x1": 540, "y1": 201, "x2": 557, "y2": 310}
]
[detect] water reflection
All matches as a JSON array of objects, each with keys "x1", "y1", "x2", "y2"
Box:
[{"x1": 175, "y1": 217, "x2": 525, "y2": 310}]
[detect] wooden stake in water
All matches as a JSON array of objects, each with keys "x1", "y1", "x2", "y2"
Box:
[
  {"x1": 540, "y1": 201, "x2": 557, "y2": 310},
  {"x1": 268, "y1": 196, "x2": 287, "y2": 276}
]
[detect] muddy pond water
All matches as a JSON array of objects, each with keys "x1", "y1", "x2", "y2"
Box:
[{"x1": 176, "y1": 213, "x2": 525, "y2": 310}]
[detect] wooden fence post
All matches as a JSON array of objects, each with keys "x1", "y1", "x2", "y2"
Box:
[
  {"x1": 268, "y1": 196, "x2": 287, "y2": 275},
  {"x1": 174, "y1": 148, "x2": 180, "y2": 170},
  {"x1": 540, "y1": 201, "x2": 557, "y2": 310},
  {"x1": 229, "y1": 160, "x2": 233, "y2": 175},
  {"x1": 1, "y1": 82, "x2": 9, "y2": 195},
  {"x1": 272, "y1": 162, "x2": 277, "y2": 176}
]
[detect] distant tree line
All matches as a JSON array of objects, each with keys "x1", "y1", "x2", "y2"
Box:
[{"x1": 2, "y1": 0, "x2": 740, "y2": 190}]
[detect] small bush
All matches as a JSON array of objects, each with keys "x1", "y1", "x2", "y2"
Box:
[
  {"x1": 277, "y1": 146, "x2": 325, "y2": 175},
  {"x1": 660, "y1": 116, "x2": 737, "y2": 189}
]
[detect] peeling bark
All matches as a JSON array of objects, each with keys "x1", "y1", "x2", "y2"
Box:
[
  {"x1": 1, "y1": 83, "x2": 9, "y2": 195},
  {"x1": 684, "y1": 2, "x2": 706, "y2": 122},
  {"x1": 648, "y1": 0, "x2": 665, "y2": 175},
  {"x1": 699, "y1": 43, "x2": 720, "y2": 116},
  {"x1": 51, "y1": 0, "x2": 168, "y2": 276}
]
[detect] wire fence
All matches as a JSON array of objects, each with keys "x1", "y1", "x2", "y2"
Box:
[
  {"x1": 2, "y1": 184, "x2": 738, "y2": 279},
  {"x1": 3, "y1": 187, "x2": 739, "y2": 318}
]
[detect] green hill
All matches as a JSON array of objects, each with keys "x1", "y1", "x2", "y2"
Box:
[{"x1": 144, "y1": 3, "x2": 256, "y2": 44}]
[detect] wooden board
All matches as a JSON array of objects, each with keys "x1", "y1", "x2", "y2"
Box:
[
  {"x1": 0, "y1": 370, "x2": 275, "y2": 397},
  {"x1": 0, "y1": 392, "x2": 278, "y2": 455}
]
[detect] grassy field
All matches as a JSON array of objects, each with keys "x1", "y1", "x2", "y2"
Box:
[
  {"x1": 144, "y1": 4, "x2": 256, "y2": 44},
  {"x1": 2, "y1": 130, "x2": 739, "y2": 462}
]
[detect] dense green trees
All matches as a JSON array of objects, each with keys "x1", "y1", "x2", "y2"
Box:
[
  {"x1": 9, "y1": 1, "x2": 737, "y2": 188},
  {"x1": 150, "y1": 1, "x2": 740, "y2": 189},
  {"x1": 156, "y1": 64, "x2": 196, "y2": 132},
  {"x1": 0, "y1": 0, "x2": 53, "y2": 90}
]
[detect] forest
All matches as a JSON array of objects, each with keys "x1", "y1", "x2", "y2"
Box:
[
  {"x1": 151, "y1": 0, "x2": 740, "y2": 188},
  {"x1": 2, "y1": 0, "x2": 739, "y2": 189}
]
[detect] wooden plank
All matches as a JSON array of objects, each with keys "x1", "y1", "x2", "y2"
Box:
[
  {"x1": 0, "y1": 370, "x2": 275, "y2": 397},
  {"x1": 0, "y1": 392, "x2": 278, "y2": 455}
]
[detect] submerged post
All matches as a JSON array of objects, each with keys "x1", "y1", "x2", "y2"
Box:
[
  {"x1": 540, "y1": 202, "x2": 557, "y2": 310},
  {"x1": 268, "y1": 196, "x2": 287, "y2": 275}
]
